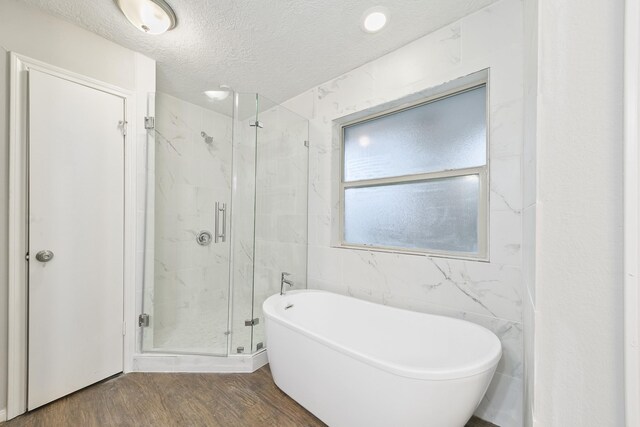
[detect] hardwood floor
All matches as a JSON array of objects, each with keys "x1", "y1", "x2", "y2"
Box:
[{"x1": 2, "y1": 365, "x2": 497, "y2": 426}]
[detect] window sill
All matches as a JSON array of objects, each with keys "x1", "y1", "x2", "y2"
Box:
[{"x1": 332, "y1": 243, "x2": 490, "y2": 263}]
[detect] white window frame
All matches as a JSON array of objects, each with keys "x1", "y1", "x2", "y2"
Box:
[{"x1": 338, "y1": 81, "x2": 489, "y2": 261}]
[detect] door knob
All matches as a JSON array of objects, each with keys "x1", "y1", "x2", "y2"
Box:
[{"x1": 35, "y1": 250, "x2": 54, "y2": 262}]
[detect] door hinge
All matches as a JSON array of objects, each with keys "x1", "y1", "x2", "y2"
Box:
[
  {"x1": 122, "y1": 322, "x2": 127, "y2": 336},
  {"x1": 138, "y1": 313, "x2": 150, "y2": 327},
  {"x1": 119, "y1": 120, "x2": 128, "y2": 136},
  {"x1": 304, "y1": 140, "x2": 309, "y2": 147},
  {"x1": 249, "y1": 121, "x2": 264, "y2": 129},
  {"x1": 144, "y1": 116, "x2": 155, "y2": 130},
  {"x1": 244, "y1": 318, "x2": 260, "y2": 327},
  {"x1": 25, "y1": 252, "x2": 29, "y2": 261}
]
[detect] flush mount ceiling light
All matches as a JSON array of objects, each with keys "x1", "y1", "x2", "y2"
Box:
[
  {"x1": 115, "y1": 0, "x2": 177, "y2": 35},
  {"x1": 362, "y1": 7, "x2": 389, "y2": 33},
  {"x1": 204, "y1": 85, "x2": 232, "y2": 101}
]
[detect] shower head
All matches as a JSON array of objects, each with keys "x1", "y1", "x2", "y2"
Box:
[{"x1": 200, "y1": 131, "x2": 213, "y2": 144}]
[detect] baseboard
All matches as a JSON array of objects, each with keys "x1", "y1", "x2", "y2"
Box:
[
  {"x1": 0, "y1": 408, "x2": 7, "y2": 422},
  {"x1": 132, "y1": 350, "x2": 269, "y2": 373},
  {"x1": 474, "y1": 372, "x2": 522, "y2": 427},
  {"x1": 252, "y1": 349, "x2": 269, "y2": 370}
]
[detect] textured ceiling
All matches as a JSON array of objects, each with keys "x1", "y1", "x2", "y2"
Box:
[{"x1": 22, "y1": 0, "x2": 499, "y2": 104}]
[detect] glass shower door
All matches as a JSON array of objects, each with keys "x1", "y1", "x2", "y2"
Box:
[
  {"x1": 142, "y1": 91, "x2": 308, "y2": 357},
  {"x1": 229, "y1": 93, "x2": 260, "y2": 355},
  {"x1": 250, "y1": 95, "x2": 309, "y2": 352},
  {"x1": 229, "y1": 94, "x2": 309, "y2": 354},
  {"x1": 141, "y1": 91, "x2": 234, "y2": 355}
]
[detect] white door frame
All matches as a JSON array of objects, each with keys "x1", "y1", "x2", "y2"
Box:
[
  {"x1": 7, "y1": 53, "x2": 137, "y2": 419},
  {"x1": 625, "y1": 0, "x2": 640, "y2": 425}
]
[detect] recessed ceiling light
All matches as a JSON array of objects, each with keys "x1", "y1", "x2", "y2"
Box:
[
  {"x1": 204, "y1": 85, "x2": 232, "y2": 101},
  {"x1": 115, "y1": 0, "x2": 177, "y2": 35},
  {"x1": 362, "y1": 7, "x2": 389, "y2": 33}
]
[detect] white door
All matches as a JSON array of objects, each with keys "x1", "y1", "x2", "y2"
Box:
[{"x1": 27, "y1": 69, "x2": 125, "y2": 409}]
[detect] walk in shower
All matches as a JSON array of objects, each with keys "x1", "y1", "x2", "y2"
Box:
[{"x1": 140, "y1": 90, "x2": 308, "y2": 360}]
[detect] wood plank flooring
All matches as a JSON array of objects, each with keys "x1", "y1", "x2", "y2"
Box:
[{"x1": 2, "y1": 365, "x2": 497, "y2": 426}]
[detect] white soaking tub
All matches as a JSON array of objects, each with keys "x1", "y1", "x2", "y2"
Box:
[{"x1": 263, "y1": 290, "x2": 501, "y2": 427}]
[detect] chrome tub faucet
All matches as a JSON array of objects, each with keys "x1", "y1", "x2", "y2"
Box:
[{"x1": 281, "y1": 272, "x2": 294, "y2": 295}]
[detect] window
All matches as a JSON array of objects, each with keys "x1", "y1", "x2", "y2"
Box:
[{"x1": 340, "y1": 83, "x2": 488, "y2": 259}]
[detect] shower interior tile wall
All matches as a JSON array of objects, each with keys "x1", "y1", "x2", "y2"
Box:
[
  {"x1": 283, "y1": 0, "x2": 523, "y2": 425},
  {"x1": 152, "y1": 92, "x2": 232, "y2": 354}
]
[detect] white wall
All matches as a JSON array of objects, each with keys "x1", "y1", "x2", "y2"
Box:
[
  {"x1": 531, "y1": 0, "x2": 625, "y2": 425},
  {"x1": 0, "y1": 0, "x2": 155, "y2": 416},
  {"x1": 284, "y1": 0, "x2": 524, "y2": 425}
]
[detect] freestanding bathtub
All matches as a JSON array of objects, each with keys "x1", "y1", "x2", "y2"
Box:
[{"x1": 264, "y1": 290, "x2": 501, "y2": 427}]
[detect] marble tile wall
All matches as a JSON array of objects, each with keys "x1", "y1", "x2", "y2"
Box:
[{"x1": 283, "y1": 0, "x2": 524, "y2": 425}]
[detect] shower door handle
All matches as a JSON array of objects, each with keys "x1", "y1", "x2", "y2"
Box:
[
  {"x1": 215, "y1": 202, "x2": 226, "y2": 243},
  {"x1": 220, "y1": 202, "x2": 226, "y2": 242}
]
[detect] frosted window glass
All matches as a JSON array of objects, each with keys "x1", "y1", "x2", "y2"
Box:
[
  {"x1": 344, "y1": 176, "x2": 479, "y2": 253},
  {"x1": 343, "y1": 86, "x2": 486, "y2": 182}
]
